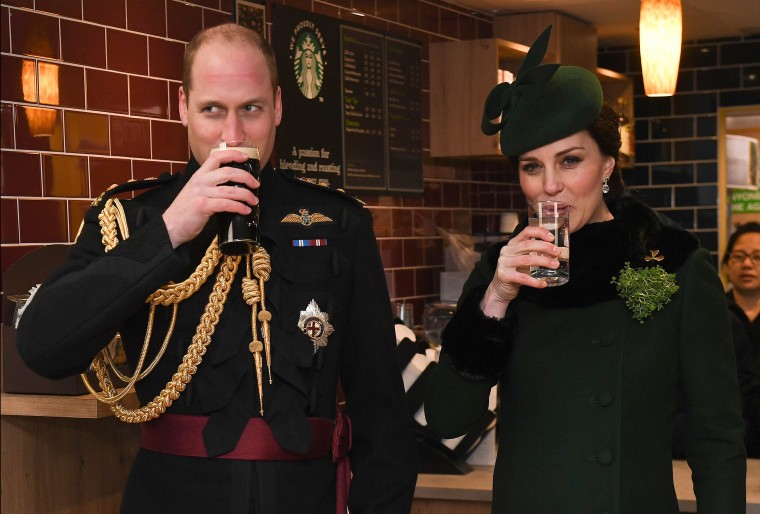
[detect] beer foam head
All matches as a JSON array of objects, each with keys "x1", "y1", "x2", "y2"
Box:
[{"x1": 210, "y1": 141, "x2": 260, "y2": 160}]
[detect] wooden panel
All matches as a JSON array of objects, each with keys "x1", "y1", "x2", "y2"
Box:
[
  {"x1": 1, "y1": 392, "x2": 135, "y2": 418},
  {"x1": 430, "y1": 39, "x2": 499, "y2": 158},
  {"x1": 411, "y1": 498, "x2": 491, "y2": 514},
  {"x1": 597, "y1": 67, "x2": 635, "y2": 167},
  {"x1": 415, "y1": 465, "x2": 493, "y2": 501},
  {"x1": 1, "y1": 415, "x2": 140, "y2": 514},
  {"x1": 429, "y1": 39, "x2": 537, "y2": 158},
  {"x1": 493, "y1": 11, "x2": 598, "y2": 71}
]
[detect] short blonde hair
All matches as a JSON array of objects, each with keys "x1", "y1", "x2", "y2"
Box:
[{"x1": 182, "y1": 23, "x2": 279, "y2": 99}]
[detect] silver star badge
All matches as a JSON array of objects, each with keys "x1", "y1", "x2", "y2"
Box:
[{"x1": 297, "y1": 299, "x2": 334, "y2": 353}]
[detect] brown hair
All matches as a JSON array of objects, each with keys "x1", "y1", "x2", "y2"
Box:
[
  {"x1": 508, "y1": 102, "x2": 626, "y2": 208},
  {"x1": 182, "y1": 23, "x2": 279, "y2": 99},
  {"x1": 588, "y1": 103, "x2": 625, "y2": 207}
]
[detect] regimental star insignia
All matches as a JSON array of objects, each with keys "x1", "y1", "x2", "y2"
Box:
[
  {"x1": 644, "y1": 249, "x2": 665, "y2": 262},
  {"x1": 281, "y1": 208, "x2": 333, "y2": 227},
  {"x1": 297, "y1": 299, "x2": 334, "y2": 353}
]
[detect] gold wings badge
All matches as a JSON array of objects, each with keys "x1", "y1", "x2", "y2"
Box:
[{"x1": 281, "y1": 209, "x2": 333, "y2": 227}]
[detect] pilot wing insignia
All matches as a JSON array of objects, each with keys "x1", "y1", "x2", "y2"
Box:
[
  {"x1": 281, "y1": 209, "x2": 333, "y2": 227},
  {"x1": 297, "y1": 299, "x2": 334, "y2": 353}
]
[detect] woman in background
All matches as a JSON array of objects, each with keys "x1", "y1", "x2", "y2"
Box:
[
  {"x1": 424, "y1": 26, "x2": 746, "y2": 514},
  {"x1": 724, "y1": 221, "x2": 760, "y2": 364},
  {"x1": 723, "y1": 221, "x2": 760, "y2": 457}
]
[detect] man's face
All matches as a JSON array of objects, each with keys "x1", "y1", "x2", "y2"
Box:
[{"x1": 179, "y1": 40, "x2": 282, "y2": 166}]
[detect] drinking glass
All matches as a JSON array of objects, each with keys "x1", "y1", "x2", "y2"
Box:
[
  {"x1": 211, "y1": 140, "x2": 261, "y2": 256},
  {"x1": 528, "y1": 200, "x2": 570, "y2": 286}
]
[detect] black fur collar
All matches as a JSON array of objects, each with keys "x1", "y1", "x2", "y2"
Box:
[{"x1": 499, "y1": 196, "x2": 699, "y2": 309}]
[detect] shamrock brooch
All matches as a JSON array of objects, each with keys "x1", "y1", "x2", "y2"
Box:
[{"x1": 611, "y1": 251, "x2": 679, "y2": 323}]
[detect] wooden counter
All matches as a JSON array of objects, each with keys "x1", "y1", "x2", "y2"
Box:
[
  {"x1": 3, "y1": 391, "x2": 757, "y2": 513},
  {"x1": 1, "y1": 391, "x2": 130, "y2": 418},
  {"x1": 414, "y1": 460, "x2": 760, "y2": 514},
  {"x1": 1, "y1": 392, "x2": 140, "y2": 514}
]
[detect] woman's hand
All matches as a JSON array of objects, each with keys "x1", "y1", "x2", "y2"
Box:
[
  {"x1": 162, "y1": 150, "x2": 260, "y2": 249},
  {"x1": 480, "y1": 226, "x2": 562, "y2": 318}
]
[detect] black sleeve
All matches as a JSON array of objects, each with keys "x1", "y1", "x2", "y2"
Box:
[{"x1": 16, "y1": 201, "x2": 188, "y2": 379}]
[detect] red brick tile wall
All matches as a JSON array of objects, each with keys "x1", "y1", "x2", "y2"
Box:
[{"x1": 1, "y1": 0, "x2": 521, "y2": 326}]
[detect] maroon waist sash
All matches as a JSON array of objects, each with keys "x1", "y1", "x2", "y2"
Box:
[{"x1": 140, "y1": 413, "x2": 352, "y2": 514}]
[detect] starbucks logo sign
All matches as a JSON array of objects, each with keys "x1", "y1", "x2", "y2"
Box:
[{"x1": 290, "y1": 21, "x2": 326, "y2": 100}]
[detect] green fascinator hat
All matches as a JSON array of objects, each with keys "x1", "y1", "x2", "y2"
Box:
[{"x1": 481, "y1": 25, "x2": 603, "y2": 157}]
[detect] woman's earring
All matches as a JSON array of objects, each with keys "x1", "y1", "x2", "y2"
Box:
[{"x1": 602, "y1": 176, "x2": 610, "y2": 194}]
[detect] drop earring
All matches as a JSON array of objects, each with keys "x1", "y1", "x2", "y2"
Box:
[{"x1": 602, "y1": 176, "x2": 610, "y2": 194}]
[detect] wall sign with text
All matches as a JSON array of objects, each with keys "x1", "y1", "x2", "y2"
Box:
[{"x1": 271, "y1": 5, "x2": 422, "y2": 195}]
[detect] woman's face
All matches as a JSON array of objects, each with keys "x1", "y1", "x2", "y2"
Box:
[
  {"x1": 518, "y1": 129, "x2": 616, "y2": 233},
  {"x1": 726, "y1": 232, "x2": 760, "y2": 295}
]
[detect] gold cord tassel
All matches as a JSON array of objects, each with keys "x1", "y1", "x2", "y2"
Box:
[
  {"x1": 252, "y1": 248, "x2": 273, "y2": 384},
  {"x1": 243, "y1": 258, "x2": 265, "y2": 415}
]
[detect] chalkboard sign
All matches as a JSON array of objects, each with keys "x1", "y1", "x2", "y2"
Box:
[
  {"x1": 386, "y1": 37, "x2": 423, "y2": 193},
  {"x1": 271, "y1": 5, "x2": 422, "y2": 194},
  {"x1": 341, "y1": 26, "x2": 386, "y2": 191}
]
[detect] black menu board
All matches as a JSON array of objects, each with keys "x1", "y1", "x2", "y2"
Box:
[
  {"x1": 386, "y1": 37, "x2": 422, "y2": 193},
  {"x1": 271, "y1": 5, "x2": 422, "y2": 194},
  {"x1": 341, "y1": 27, "x2": 386, "y2": 191}
]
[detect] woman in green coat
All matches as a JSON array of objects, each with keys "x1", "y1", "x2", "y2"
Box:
[{"x1": 424, "y1": 26, "x2": 746, "y2": 514}]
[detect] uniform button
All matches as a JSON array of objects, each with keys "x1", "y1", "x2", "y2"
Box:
[
  {"x1": 597, "y1": 392, "x2": 614, "y2": 407},
  {"x1": 596, "y1": 451, "x2": 613, "y2": 466},
  {"x1": 590, "y1": 339, "x2": 600, "y2": 346},
  {"x1": 600, "y1": 338, "x2": 613, "y2": 347}
]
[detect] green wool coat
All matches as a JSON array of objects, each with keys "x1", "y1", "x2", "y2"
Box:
[{"x1": 425, "y1": 197, "x2": 746, "y2": 514}]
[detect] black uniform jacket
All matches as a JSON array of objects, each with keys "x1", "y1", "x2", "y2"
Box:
[
  {"x1": 17, "y1": 158, "x2": 418, "y2": 514},
  {"x1": 425, "y1": 197, "x2": 746, "y2": 514}
]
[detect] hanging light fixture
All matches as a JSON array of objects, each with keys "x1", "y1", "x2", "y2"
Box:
[{"x1": 639, "y1": 0, "x2": 682, "y2": 97}]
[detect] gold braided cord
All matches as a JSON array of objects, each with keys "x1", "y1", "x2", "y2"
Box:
[
  {"x1": 95, "y1": 193, "x2": 221, "y2": 384},
  {"x1": 98, "y1": 198, "x2": 128, "y2": 252},
  {"x1": 88, "y1": 194, "x2": 241, "y2": 421},
  {"x1": 82, "y1": 302, "x2": 179, "y2": 404},
  {"x1": 103, "y1": 255, "x2": 240, "y2": 423},
  {"x1": 147, "y1": 245, "x2": 221, "y2": 305},
  {"x1": 106, "y1": 303, "x2": 179, "y2": 382},
  {"x1": 81, "y1": 305, "x2": 160, "y2": 404},
  {"x1": 98, "y1": 197, "x2": 222, "y2": 302}
]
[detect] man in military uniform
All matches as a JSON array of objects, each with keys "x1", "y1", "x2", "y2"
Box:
[{"x1": 17, "y1": 23, "x2": 417, "y2": 514}]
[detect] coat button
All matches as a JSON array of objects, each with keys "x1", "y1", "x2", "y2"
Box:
[
  {"x1": 597, "y1": 392, "x2": 614, "y2": 407},
  {"x1": 596, "y1": 451, "x2": 613, "y2": 466}
]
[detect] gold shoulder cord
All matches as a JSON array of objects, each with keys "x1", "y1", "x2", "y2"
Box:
[{"x1": 82, "y1": 198, "x2": 273, "y2": 422}]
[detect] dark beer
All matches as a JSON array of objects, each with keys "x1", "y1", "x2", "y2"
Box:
[{"x1": 211, "y1": 142, "x2": 261, "y2": 256}]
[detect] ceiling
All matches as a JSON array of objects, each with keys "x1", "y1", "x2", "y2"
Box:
[{"x1": 449, "y1": 0, "x2": 760, "y2": 47}]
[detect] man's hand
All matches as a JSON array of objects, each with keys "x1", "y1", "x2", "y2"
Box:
[{"x1": 162, "y1": 150, "x2": 260, "y2": 248}]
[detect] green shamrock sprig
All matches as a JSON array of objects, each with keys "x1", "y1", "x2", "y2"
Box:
[{"x1": 611, "y1": 262, "x2": 679, "y2": 323}]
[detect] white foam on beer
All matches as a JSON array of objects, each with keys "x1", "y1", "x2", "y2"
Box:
[{"x1": 210, "y1": 142, "x2": 259, "y2": 160}]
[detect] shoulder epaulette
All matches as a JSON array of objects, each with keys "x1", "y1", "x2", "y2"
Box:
[
  {"x1": 92, "y1": 172, "x2": 178, "y2": 207},
  {"x1": 278, "y1": 169, "x2": 365, "y2": 207}
]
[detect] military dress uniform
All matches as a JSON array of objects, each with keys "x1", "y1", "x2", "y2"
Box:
[
  {"x1": 17, "y1": 158, "x2": 418, "y2": 513},
  {"x1": 425, "y1": 196, "x2": 746, "y2": 514}
]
